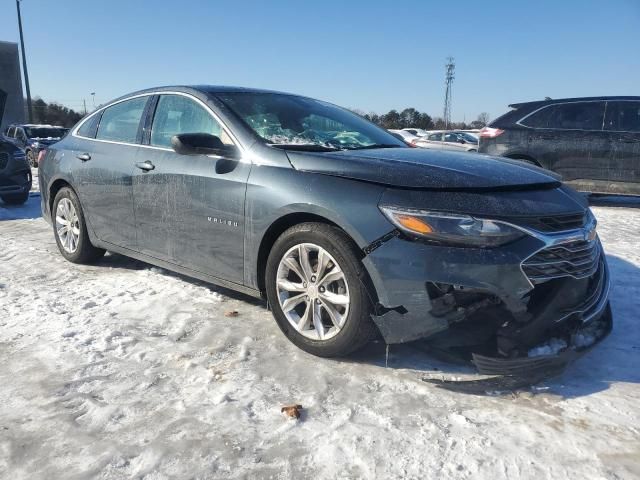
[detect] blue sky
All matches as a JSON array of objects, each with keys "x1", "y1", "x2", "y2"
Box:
[{"x1": 3, "y1": 0, "x2": 639, "y2": 121}]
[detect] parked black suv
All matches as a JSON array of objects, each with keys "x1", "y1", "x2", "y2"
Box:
[
  {"x1": 3, "y1": 124, "x2": 68, "y2": 167},
  {"x1": 479, "y1": 97, "x2": 640, "y2": 195},
  {"x1": 0, "y1": 136, "x2": 31, "y2": 204}
]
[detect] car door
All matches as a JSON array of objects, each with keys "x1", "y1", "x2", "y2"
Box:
[
  {"x1": 423, "y1": 132, "x2": 443, "y2": 149},
  {"x1": 132, "y1": 93, "x2": 251, "y2": 284},
  {"x1": 442, "y1": 132, "x2": 467, "y2": 152},
  {"x1": 523, "y1": 101, "x2": 609, "y2": 182},
  {"x1": 72, "y1": 95, "x2": 150, "y2": 249},
  {"x1": 603, "y1": 100, "x2": 640, "y2": 189}
]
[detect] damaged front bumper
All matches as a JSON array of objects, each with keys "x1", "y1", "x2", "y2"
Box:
[{"x1": 363, "y1": 218, "x2": 612, "y2": 375}]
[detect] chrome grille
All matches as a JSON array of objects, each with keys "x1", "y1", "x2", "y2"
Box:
[
  {"x1": 0, "y1": 152, "x2": 9, "y2": 170},
  {"x1": 523, "y1": 239, "x2": 601, "y2": 283}
]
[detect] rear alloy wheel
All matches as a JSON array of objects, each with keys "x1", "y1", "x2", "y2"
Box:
[
  {"x1": 52, "y1": 187, "x2": 105, "y2": 264},
  {"x1": 266, "y1": 223, "x2": 376, "y2": 357}
]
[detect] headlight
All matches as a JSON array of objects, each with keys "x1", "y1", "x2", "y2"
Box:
[{"x1": 380, "y1": 206, "x2": 526, "y2": 248}]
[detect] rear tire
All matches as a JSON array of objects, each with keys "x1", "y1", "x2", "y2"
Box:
[
  {"x1": 1, "y1": 191, "x2": 29, "y2": 205},
  {"x1": 52, "y1": 187, "x2": 106, "y2": 264},
  {"x1": 265, "y1": 222, "x2": 377, "y2": 357}
]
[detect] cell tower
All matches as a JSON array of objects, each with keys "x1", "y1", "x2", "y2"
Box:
[{"x1": 443, "y1": 57, "x2": 455, "y2": 129}]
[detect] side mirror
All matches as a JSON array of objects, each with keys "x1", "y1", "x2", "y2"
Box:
[
  {"x1": 171, "y1": 133, "x2": 240, "y2": 158},
  {"x1": 458, "y1": 138, "x2": 466, "y2": 144}
]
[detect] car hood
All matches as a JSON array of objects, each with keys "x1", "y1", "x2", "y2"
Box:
[{"x1": 286, "y1": 148, "x2": 561, "y2": 190}]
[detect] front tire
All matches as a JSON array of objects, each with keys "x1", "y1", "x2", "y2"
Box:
[
  {"x1": 52, "y1": 187, "x2": 105, "y2": 264},
  {"x1": 265, "y1": 223, "x2": 377, "y2": 357},
  {"x1": 1, "y1": 191, "x2": 29, "y2": 205},
  {"x1": 26, "y1": 149, "x2": 37, "y2": 168}
]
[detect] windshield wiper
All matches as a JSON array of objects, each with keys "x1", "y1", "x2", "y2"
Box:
[
  {"x1": 268, "y1": 143, "x2": 341, "y2": 152},
  {"x1": 347, "y1": 144, "x2": 403, "y2": 150}
]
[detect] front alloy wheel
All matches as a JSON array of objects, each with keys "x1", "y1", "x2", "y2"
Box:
[
  {"x1": 276, "y1": 243, "x2": 350, "y2": 340},
  {"x1": 266, "y1": 223, "x2": 376, "y2": 357}
]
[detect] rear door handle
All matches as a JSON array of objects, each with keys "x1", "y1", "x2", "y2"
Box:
[
  {"x1": 76, "y1": 153, "x2": 91, "y2": 161},
  {"x1": 135, "y1": 160, "x2": 155, "y2": 171}
]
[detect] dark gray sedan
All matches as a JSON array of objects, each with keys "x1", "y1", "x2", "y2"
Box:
[{"x1": 39, "y1": 86, "x2": 611, "y2": 374}]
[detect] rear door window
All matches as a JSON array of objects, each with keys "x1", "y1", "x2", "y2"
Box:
[
  {"x1": 427, "y1": 133, "x2": 442, "y2": 141},
  {"x1": 96, "y1": 96, "x2": 148, "y2": 143},
  {"x1": 603, "y1": 101, "x2": 640, "y2": 132}
]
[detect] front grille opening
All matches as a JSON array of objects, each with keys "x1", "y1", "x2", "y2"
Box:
[
  {"x1": 523, "y1": 240, "x2": 600, "y2": 283},
  {"x1": 511, "y1": 212, "x2": 587, "y2": 233}
]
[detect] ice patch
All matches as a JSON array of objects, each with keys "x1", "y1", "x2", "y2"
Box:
[{"x1": 528, "y1": 338, "x2": 567, "y2": 357}]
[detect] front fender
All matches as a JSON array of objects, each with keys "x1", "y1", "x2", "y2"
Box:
[{"x1": 243, "y1": 165, "x2": 392, "y2": 289}]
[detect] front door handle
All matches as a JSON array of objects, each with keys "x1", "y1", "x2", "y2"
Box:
[
  {"x1": 135, "y1": 160, "x2": 155, "y2": 171},
  {"x1": 77, "y1": 153, "x2": 91, "y2": 162}
]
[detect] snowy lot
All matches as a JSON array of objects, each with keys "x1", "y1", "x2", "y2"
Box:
[{"x1": 1, "y1": 174, "x2": 639, "y2": 479}]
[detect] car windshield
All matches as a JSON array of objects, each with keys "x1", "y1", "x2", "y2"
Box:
[
  {"x1": 218, "y1": 92, "x2": 406, "y2": 150},
  {"x1": 24, "y1": 127, "x2": 67, "y2": 138}
]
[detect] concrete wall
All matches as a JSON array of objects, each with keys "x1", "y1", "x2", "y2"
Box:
[{"x1": 0, "y1": 41, "x2": 25, "y2": 132}]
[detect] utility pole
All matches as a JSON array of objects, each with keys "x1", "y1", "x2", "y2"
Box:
[
  {"x1": 83, "y1": 99, "x2": 87, "y2": 115},
  {"x1": 443, "y1": 57, "x2": 455, "y2": 130},
  {"x1": 16, "y1": 0, "x2": 33, "y2": 123}
]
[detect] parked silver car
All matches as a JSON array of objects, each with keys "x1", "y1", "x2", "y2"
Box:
[{"x1": 416, "y1": 131, "x2": 479, "y2": 152}]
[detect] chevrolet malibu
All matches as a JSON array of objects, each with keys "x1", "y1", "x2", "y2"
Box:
[{"x1": 39, "y1": 86, "x2": 612, "y2": 374}]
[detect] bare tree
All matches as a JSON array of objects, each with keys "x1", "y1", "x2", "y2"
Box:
[{"x1": 477, "y1": 112, "x2": 490, "y2": 126}]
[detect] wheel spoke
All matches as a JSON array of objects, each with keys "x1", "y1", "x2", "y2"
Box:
[
  {"x1": 320, "y1": 291, "x2": 349, "y2": 306},
  {"x1": 296, "y1": 301, "x2": 312, "y2": 331},
  {"x1": 316, "y1": 249, "x2": 330, "y2": 279},
  {"x1": 320, "y1": 300, "x2": 344, "y2": 330},
  {"x1": 312, "y1": 302, "x2": 324, "y2": 339},
  {"x1": 318, "y1": 268, "x2": 343, "y2": 287},
  {"x1": 282, "y1": 256, "x2": 305, "y2": 282},
  {"x1": 277, "y1": 278, "x2": 306, "y2": 293},
  {"x1": 298, "y1": 244, "x2": 314, "y2": 281},
  {"x1": 55, "y1": 216, "x2": 69, "y2": 226},
  {"x1": 281, "y1": 293, "x2": 307, "y2": 312}
]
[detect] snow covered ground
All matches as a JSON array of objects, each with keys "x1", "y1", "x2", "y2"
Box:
[{"x1": 1, "y1": 177, "x2": 639, "y2": 479}]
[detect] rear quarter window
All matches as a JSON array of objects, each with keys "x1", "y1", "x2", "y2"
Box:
[
  {"x1": 76, "y1": 113, "x2": 102, "y2": 138},
  {"x1": 604, "y1": 101, "x2": 640, "y2": 132},
  {"x1": 96, "y1": 97, "x2": 148, "y2": 143}
]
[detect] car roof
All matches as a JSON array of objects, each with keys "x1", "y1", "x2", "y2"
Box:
[
  {"x1": 509, "y1": 96, "x2": 640, "y2": 109},
  {"x1": 99, "y1": 85, "x2": 314, "y2": 112},
  {"x1": 119, "y1": 85, "x2": 298, "y2": 99},
  {"x1": 12, "y1": 124, "x2": 65, "y2": 128}
]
